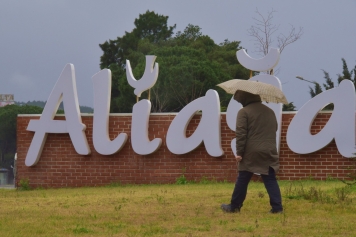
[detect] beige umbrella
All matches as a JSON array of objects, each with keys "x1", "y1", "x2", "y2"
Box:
[{"x1": 217, "y1": 79, "x2": 289, "y2": 104}]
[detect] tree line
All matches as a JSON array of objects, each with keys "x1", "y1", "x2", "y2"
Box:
[
  {"x1": 16, "y1": 101, "x2": 93, "y2": 113},
  {"x1": 307, "y1": 59, "x2": 356, "y2": 110},
  {"x1": 99, "y1": 11, "x2": 250, "y2": 113},
  {"x1": 0, "y1": 105, "x2": 43, "y2": 170}
]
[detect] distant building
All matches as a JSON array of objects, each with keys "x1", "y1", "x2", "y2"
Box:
[{"x1": 0, "y1": 94, "x2": 14, "y2": 107}]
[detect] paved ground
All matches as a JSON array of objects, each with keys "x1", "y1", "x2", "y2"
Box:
[{"x1": 0, "y1": 184, "x2": 15, "y2": 189}]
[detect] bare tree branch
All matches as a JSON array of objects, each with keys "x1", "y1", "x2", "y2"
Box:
[
  {"x1": 150, "y1": 87, "x2": 170, "y2": 112},
  {"x1": 247, "y1": 8, "x2": 303, "y2": 57},
  {"x1": 277, "y1": 25, "x2": 303, "y2": 53}
]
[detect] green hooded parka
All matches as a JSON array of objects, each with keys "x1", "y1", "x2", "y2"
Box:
[{"x1": 234, "y1": 90, "x2": 279, "y2": 175}]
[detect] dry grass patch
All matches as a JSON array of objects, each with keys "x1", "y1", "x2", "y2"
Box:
[{"x1": 0, "y1": 180, "x2": 355, "y2": 236}]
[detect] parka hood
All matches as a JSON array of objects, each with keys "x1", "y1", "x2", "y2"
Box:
[{"x1": 233, "y1": 90, "x2": 262, "y2": 107}]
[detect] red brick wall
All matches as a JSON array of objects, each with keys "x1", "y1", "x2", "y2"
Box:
[{"x1": 16, "y1": 112, "x2": 356, "y2": 188}]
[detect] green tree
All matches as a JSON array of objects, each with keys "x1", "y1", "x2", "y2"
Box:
[
  {"x1": 15, "y1": 100, "x2": 93, "y2": 113},
  {"x1": 0, "y1": 104, "x2": 43, "y2": 169},
  {"x1": 282, "y1": 102, "x2": 296, "y2": 111},
  {"x1": 99, "y1": 11, "x2": 176, "y2": 112},
  {"x1": 337, "y1": 58, "x2": 356, "y2": 86},
  {"x1": 308, "y1": 58, "x2": 356, "y2": 110},
  {"x1": 149, "y1": 34, "x2": 247, "y2": 111},
  {"x1": 99, "y1": 10, "x2": 176, "y2": 69},
  {"x1": 99, "y1": 12, "x2": 249, "y2": 112}
]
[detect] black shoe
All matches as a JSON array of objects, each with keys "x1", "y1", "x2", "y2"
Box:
[
  {"x1": 220, "y1": 204, "x2": 239, "y2": 213},
  {"x1": 269, "y1": 209, "x2": 283, "y2": 214}
]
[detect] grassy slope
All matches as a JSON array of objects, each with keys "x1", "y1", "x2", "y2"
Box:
[{"x1": 0, "y1": 180, "x2": 355, "y2": 237}]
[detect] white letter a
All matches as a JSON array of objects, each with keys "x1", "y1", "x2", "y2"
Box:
[
  {"x1": 25, "y1": 64, "x2": 90, "y2": 166},
  {"x1": 287, "y1": 80, "x2": 356, "y2": 157},
  {"x1": 166, "y1": 89, "x2": 224, "y2": 157}
]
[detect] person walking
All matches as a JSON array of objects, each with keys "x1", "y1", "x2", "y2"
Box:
[{"x1": 221, "y1": 90, "x2": 283, "y2": 213}]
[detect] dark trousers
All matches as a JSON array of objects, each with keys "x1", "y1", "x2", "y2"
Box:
[{"x1": 230, "y1": 167, "x2": 283, "y2": 211}]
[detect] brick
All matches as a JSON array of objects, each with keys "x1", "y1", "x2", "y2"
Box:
[{"x1": 16, "y1": 112, "x2": 354, "y2": 188}]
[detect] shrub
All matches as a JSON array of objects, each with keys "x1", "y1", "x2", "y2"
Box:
[{"x1": 18, "y1": 178, "x2": 31, "y2": 191}]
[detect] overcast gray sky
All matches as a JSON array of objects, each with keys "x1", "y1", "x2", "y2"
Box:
[{"x1": 1, "y1": 0, "x2": 356, "y2": 110}]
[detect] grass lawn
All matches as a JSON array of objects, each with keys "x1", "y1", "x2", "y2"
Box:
[{"x1": 0, "y1": 179, "x2": 355, "y2": 237}]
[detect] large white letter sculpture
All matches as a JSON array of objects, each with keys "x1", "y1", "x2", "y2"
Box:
[
  {"x1": 227, "y1": 48, "x2": 283, "y2": 156},
  {"x1": 166, "y1": 89, "x2": 224, "y2": 157},
  {"x1": 126, "y1": 56, "x2": 162, "y2": 155},
  {"x1": 236, "y1": 48, "x2": 280, "y2": 71},
  {"x1": 92, "y1": 69, "x2": 128, "y2": 155},
  {"x1": 126, "y1": 55, "x2": 158, "y2": 97},
  {"x1": 131, "y1": 100, "x2": 162, "y2": 155},
  {"x1": 226, "y1": 97, "x2": 242, "y2": 157},
  {"x1": 287, "y1": 80, "x2": 356, "y2": 158},
  {"x1": 25, "y1": 64, "x2": 90, "y2": 166},
  {"x1": 23, "y1": 54, "x2": 356, "y2": 167}
]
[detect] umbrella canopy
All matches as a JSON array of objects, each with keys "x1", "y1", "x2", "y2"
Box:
[{"x1": 217, "y1": 79, "x2": 288, "y2": 104}]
